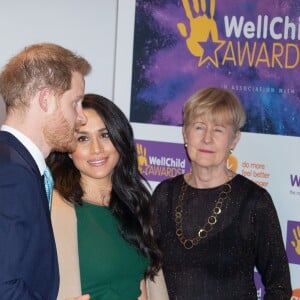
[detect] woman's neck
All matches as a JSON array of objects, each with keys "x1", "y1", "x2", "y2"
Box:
[
  {"x1": 81, "y1": 176, "x2": 112, "y2": 206},
  {"x1": 185, "y1": 168, "x2": 234, "y2": 189}
]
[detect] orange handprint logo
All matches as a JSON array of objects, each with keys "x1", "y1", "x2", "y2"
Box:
[
  {"x1": 177, "y1": 0, "x2": 224, "y2": 67},
  {"x1": 136, "y1": 143, "x2": 148, "y2": 172},
  {"x1": 291, "y1": 225, "x2": 300, "y2": 255}
]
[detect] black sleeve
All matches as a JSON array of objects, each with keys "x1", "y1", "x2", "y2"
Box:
[{"x1": 253, "y1": 190, "x2": 292, "y2": 299}]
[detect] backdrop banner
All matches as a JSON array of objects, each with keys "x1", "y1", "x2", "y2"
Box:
[
  {"x1": 131, "y1": 0, "x2": 299, "y2": 136},
  {"x1": 115, "y1": 0, "x2": 300, "y2": 297}
]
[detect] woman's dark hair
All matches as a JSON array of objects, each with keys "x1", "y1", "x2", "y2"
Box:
[{"x1": 47, "y1": 94, "x2": 161, "y2": 278}]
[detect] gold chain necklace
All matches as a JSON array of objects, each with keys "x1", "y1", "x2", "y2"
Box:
[{"x1": 175, "y1": 177, "x2": 232, "y2": 250}]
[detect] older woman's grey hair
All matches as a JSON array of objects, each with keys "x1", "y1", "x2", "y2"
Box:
[{"x1": 183, "y1": 87, "x2": 246, "y2": 133}]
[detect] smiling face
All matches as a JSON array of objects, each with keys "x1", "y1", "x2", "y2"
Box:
[
  {"x1": 70, "y1": 108, "x2": 120, "y2": 184},
  {"x1": 183, "y1": 115, "x2": 240, "y2": 172}
]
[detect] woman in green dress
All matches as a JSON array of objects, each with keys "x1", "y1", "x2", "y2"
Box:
[{"x1": 48, "y1": 94, "x2": 161, "y2": 300}]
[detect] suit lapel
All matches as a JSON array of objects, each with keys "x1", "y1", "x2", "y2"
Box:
[{"x1": 0, "y1": 131, "x2": 40, "y2": 176}]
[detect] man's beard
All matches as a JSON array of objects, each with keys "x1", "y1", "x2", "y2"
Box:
[{"x1": 44, "y1": 109, "x2": 78, "y2": 153}]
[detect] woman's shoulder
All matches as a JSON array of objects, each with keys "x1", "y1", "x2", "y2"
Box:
[
  {"x1": 234, "y1": 174, "x2": 273, "y2": 206},
  {"x1": 234, "y1": 174, "x2": 269, "y2": 193},
  {"x1": 153, "y1": 174, "x2": 184, "y2": 193},
  {"x1": 151, "y1": 175, "x2": 184, "y2": 209},
  {"x1": 51, "y1": 190, "x2": 75, "y2": 217}
]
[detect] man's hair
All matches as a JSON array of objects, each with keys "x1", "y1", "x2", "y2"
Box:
[{"x1": 0, "y1": 43, "x2": 91, "y2": 112}]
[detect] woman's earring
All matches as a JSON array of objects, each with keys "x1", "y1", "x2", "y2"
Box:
[
  {"x1": 184, "y1": 143, "x2": 188, "y2": 148},
  {"x1": 229, "y1": 148, "x2": 234, "y2": 155}
]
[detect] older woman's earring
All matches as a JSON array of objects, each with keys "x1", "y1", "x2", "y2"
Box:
[
  {"x1": 184, "y1": 143, "x2": 188, "y2": 148},
  {"x1": 229, "y1": 148, "x2": 234, "y2": 155}
]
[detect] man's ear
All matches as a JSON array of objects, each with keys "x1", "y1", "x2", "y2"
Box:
[{"x1": 38, "y1": 88, "x2": 51, "y2": 112}]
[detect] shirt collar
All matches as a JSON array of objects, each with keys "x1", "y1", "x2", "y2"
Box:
[{"x1": 1, "y1": 124, "x2": 46, "y2": 175}]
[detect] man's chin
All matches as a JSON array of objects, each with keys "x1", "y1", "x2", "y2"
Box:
[{"x1": 53, "y1": 139, "x2": 77, "y2": 153}]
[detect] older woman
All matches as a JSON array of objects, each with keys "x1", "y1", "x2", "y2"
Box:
[{"x1": 152, "y1": 87, "x2": 292, "y2": 299}]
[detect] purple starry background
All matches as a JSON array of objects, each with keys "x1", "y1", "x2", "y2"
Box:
[{"x1": 130, "y1": 0, "x2": 300, "y2": 136}]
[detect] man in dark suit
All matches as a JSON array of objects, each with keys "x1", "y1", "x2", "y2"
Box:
[{"x1": 0, "y1": 43, "x2": 91, "y2": 299}]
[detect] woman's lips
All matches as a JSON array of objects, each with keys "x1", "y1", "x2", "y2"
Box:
[
  {"x1": 199, "y1": 149, "x2": 214, "y2": 153},
  {"x1": 88, "y1": 158, "x2": 106, "y2": 165}
]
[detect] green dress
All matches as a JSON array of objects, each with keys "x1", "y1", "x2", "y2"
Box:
[{"x1": 75, "y1": 201, "x2": 149, "y2": 300}]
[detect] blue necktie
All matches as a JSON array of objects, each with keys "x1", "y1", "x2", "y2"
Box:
[{"x1": 44, "y1": 166, "x2": 54, "y2": 210}]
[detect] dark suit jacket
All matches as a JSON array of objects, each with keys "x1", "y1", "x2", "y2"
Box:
[{"x1": 0, "y1": 131, "x2": 59, "y2": 299}]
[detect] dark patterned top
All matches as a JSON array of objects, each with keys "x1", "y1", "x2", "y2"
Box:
[{"x1": 152, "y1": 174, "x2": 292, "y2": 300}]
